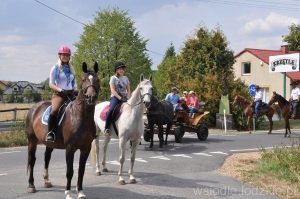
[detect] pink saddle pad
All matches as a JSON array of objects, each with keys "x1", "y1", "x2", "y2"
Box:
[{"x1": 100, "y1": 105, "x2": 123, "y2": 121}]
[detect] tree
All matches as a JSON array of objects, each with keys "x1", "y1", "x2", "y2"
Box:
[
  {"x1": 72, "y1": 7, "x2": 152, "y2": 101},
  {"x1": 153, "y1": 43, "x2": 177, "y2": 99},
  {"x1": 165, "y1": 23, "x2": 248, "y2": 126},
  {"x1": 283, "y1": 23, "x2": 300, "y2": 51},
  {"x1": 23, "y1": 89, "x2": 34, "y2": 103}
]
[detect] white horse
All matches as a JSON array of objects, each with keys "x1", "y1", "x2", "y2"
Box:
[{"x1": 91, "y1": 74, "x2": 153, "y2": 185}]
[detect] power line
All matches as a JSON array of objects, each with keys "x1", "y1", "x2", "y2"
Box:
[{"x1": 34, "y1": 0, "x2": 163, "y2": 56}]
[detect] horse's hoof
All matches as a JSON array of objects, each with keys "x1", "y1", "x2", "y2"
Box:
[
  {"x1": 27, "y1": 185, "x2": 36, "y2": 193},
  {"x1": 268, "y1": 132, "x2": 271, "y2": 134},
  {"x1": 283, "y1": 135, "x2": 287, "y2": 138},
  {"x1": 102, "y1": 168, "x2": 108, "y2": 172},
  {"x1": 129, "y1": 179, "x2": 137, "y2": 184},
  {"x1": 118, "y1": 180, "x2": 126, "y2": 185},
  {"x1": 249, "y1": 132, "x2": 251, "y2": 134},
  {"x1": 44, "y1": 181, "x2": 53, "y2": 188},
  {"x1": 158, "y1": 147, "x2": 164, "y2": 151},
  {"x1": 95, "y1": 171, "x2": 101, "y2": 176}
]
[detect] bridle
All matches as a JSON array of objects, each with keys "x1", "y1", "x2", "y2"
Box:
[
  {"x1": 77, "y1": 73, "x2": 99, "y2": 105},
  {"x1": 125, "y1": 82, "x2": 153, "y2": 107}
]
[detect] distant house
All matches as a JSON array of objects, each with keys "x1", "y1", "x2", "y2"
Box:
[
  {"x1": 3, "y1": 81, "x2": 44, "y2": 102},
  {"x1": 233, "y1": 45, "x2": 300, "y2": 103},
  {"x1": 0, "y1": 80, "x2": 8, "y2": 91}
]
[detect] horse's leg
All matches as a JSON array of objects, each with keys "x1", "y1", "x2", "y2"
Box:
[
  {"x1": 267, "y1": 113, "x2": 273, "y2": 134},
  {"x1": 65, "y1": 146, "x2": 75, "y2": 199},
  {"x1": 164, "y1": 123, "x2": 171, "y2": 146},
  {"x1": 158, "y1": 125, "x2": 164, "y2": 150},
  {"x1": 284, "y1": 118, "x2": 291, "y2": 137},
  {"x1": 102, "y1": 135, "x2": 111, "y2": 172},
  {"x1": 128, "y1": 138, "x2": 140, "y2": 184},
  {"x1": 247, "y1": 116, "x2": 252, "y2": 134},
  {"x1": 149, "y1": 123, "x2": 154, "y2": 149},
  {"x1": 76, "y1": 147, "x2": 91, "y2": 199},
  {"x1": 43, "y1": 146, "x2": 54, "y2": 188},
  {"x1": 27, "y1": 138, "x2": 38, "y2": 193},
  {"x1": 93, "y1": 136, "x2": 101, "y2": 176},
  {"x1": 118, "y1": 138, "x2": 127, "y2": 185}
]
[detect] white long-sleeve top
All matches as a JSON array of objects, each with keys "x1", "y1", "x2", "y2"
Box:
[{"x1": 254, "y1": 90, "x2": 263, "y2": 101}]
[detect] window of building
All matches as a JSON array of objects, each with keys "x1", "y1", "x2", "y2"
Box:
[
  {"x1": 261, "y1": 87, "x2": 269, "y2": 103},
  {"x1": 13, "y1": 87, "x2": 18, "y2": 91},
  {"x1": 242, "y1": 62, "x2": 251, "y2": 75}
]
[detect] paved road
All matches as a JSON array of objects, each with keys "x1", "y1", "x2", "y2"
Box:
[{"x1": 0, "y1": 130, "x2": 299, "y2": 199}]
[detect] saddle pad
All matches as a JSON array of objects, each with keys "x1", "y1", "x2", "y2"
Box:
[
  {"x1": 100, "y1": 105, "x2": 123, "y2": 121},
  {"x1": 42, "y1": 106, "x2": 52, "y2": 125}
]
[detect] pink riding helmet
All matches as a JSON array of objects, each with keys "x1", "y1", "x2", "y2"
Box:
[{"x1": 58, "y1": 46, "x2": 71, "y2": 55}]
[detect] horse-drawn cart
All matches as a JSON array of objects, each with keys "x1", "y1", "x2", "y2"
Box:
[{"x1": 143, "y1": 103, "x2": 210, "y2": 143}]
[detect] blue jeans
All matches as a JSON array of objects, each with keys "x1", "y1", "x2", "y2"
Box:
[
  {"x1": 188, "y1": 107, "x2": 199, "y2": 117},
  {"x1": 255, "y1": 100, "x2": 262, "y2": 116},
  {"x1": 104, "y1": 96, "x2": 121, "y2": 129}
]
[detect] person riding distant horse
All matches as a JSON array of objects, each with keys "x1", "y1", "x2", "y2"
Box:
[
  {"x1": 46, "y1": 46, "x2": 78, "y2": 142},
  {"x1": 104, "y1": 62, "x2": 131, "y2": 137},
  {"x1": 252, "y1": 85, "x2": 263, "y2": 118},
  {"x1": 165, "y1": 87, "x2": 180, "y2": 111},
  {"x1": 289, "y1": 81, "x2": 300, "y2": 119}
]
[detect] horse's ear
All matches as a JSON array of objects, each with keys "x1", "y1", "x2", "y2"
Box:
[
  {"x1": 149, "y1": 74, "x2": 153, "y2": 82},
  {"x1": 94, "y1": 62, "x2": 98, "y2": 73},
  {"x1": 140, "y1": 74, "x2": 144, "y2": 82},
  {"x1": 82, "y1": 62, "x2": 88, "y2": 73},
  {"x1": 273, "y1": 91, "x2": 276, "y2": 94}
]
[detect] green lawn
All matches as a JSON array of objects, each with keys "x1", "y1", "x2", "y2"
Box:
[{"x1": 259, "y1": 119, "x2": 300, "y2": 131}]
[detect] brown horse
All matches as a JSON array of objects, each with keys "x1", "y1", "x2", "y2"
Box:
[
  {"x1": 26, "y1": 62, "x2": 100, "y2": 199},
  {"x1": 268, "y1": 91, "x2": 295, "y2": 137},
  {"x1": 233, "y1": 95, "x2": 281, "y2": 134}
]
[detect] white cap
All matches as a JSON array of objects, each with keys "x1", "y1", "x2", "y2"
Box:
[
  {"x1": 189, "y1": 91, "x2": 194, "y2": 94},
  {"x1": 183, "y1": 91, "x2": 187, "y2": 94}
]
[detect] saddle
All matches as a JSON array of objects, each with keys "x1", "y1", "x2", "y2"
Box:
[
  {"x1": 251, "y1": 102, "x2": 269, "y2": 113},
  {"x1": 100, "y1": 103, "x2": 123, "y2": 121},
  {"x1": 42, "y1": 102, "x2": 70, "y2": 126}
]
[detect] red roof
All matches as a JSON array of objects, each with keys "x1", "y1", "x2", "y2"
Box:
[
  {"x1": 234, "y1": 47, "x2": 300, "y2": 81},
  {"x1": 0, "y1": 80, "x2": 8, "y2": 85}
]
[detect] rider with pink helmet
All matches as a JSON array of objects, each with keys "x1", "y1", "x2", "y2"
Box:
[{"x1": 46, "y1": 46, "x2": 78, "y2": 142}]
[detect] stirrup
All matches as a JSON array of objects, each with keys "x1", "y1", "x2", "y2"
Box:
[{"x1": 46, "y1": 131, "x2": 56, "y2": 142}]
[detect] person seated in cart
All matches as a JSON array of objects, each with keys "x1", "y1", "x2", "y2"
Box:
[
  {"x1": 177, "y1": 91, "x2": 190, "y2": 111},
  {"x1": 188, "y1": 91, "x2": 199, "y2": 118},
  {"x1": 165, "y1": 87, "x2": 181, "y2": 111}
]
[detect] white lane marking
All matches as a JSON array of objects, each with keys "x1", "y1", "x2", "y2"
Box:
[
  {"x1": 106, "y1": 161, "x2": 120, "y2": 165},
  {"x1": 126, "y1": 158, "x2": 147, "y2": 163},
  {"x1": 149, "y1": 156, "x2": 170, "y2": 160},
  {"x1": 0, "y1": 173, "x2": 7, "y2": 176},
  {"x1": 192, "y1": 153, "x2": 212, "y2": 156},
  {"x1": 230, "y1": 147, "x2": 273, "y2": 152},
  {"x1": 221, "y1": 135, "x2": 237, "y2": 136},
  {"x1": 0, "y1": 151, "x2": 21, "y2": 155},
  {"x1": 171, "y1": 154, "x2": 192, "y2": 158},
  {"x1": 209, "y1": 151, "x2": 228, "y2": 155}
]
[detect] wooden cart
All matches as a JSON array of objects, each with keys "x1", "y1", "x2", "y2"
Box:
[{"x1": 143, "y1": 103, "x2": 210, "y2": 143}]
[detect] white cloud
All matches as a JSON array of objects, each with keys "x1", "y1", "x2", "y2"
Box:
[
  {"x1": 239, "y1": 12, "x2": 300, "y2": 36},
  {"x1": 0, "y1": 35, "x2": 25, "y2": 44}
]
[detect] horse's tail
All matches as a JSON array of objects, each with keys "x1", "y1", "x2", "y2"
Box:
[
  {"x1": 90, "y1": 123, "x2": 100, "y2": 166},
  {"x1": 273, "y1": 104, "x2": 282, "y2": 121}
]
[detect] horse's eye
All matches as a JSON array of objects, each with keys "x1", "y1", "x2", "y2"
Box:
[{"x1": 82, "y1": 79, "x2": 85, "y2": 82}]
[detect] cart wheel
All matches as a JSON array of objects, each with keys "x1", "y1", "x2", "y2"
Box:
[
  {"x1": 143, "y1": 130, "x2": 151, "y2": 142},
  {"x1": 197, "y1": 124, "x2": 209, "y2": 141},
  {"x1": 174, "y1": 126, "x2": 184, "y2": 143}
]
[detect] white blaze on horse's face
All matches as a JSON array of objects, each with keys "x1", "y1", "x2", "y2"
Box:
[{"x1": 88, "y1": 75, "x2": 93, "y2": 85}]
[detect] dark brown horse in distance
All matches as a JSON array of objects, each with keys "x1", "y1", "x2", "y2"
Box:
[
  {"x1": 268, "y1": 91, "x2": 296, "y2": 137},
  {"x1": 26, "y1": 62, "x2": 100, "y2": 199},
  {"x1": 233, "y1": 95, "x2": 281, "y2": 134}
]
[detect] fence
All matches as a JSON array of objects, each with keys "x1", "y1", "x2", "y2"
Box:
[{"x1": 0, "y1": 108, "x2": 30, "y2": 121}]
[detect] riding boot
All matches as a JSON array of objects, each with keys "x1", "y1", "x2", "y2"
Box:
[{"x1": 46, "y1": 114, "x2": 57, "y2": 142}]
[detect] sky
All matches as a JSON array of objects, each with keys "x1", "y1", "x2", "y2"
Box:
[{"x1": 1, "y1": 0, "x2": 300, "y2": 83}]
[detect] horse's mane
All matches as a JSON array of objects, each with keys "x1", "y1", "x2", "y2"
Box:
[
  {"x1": 127, "y1": 79, "x2": 151, "y2": 106},
  {"x1": 237, "y1": 95, "x2": 250, "y2": 104},
  {"x1": 275, "y1": 93, "x2": 289, "y2": 104}
]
